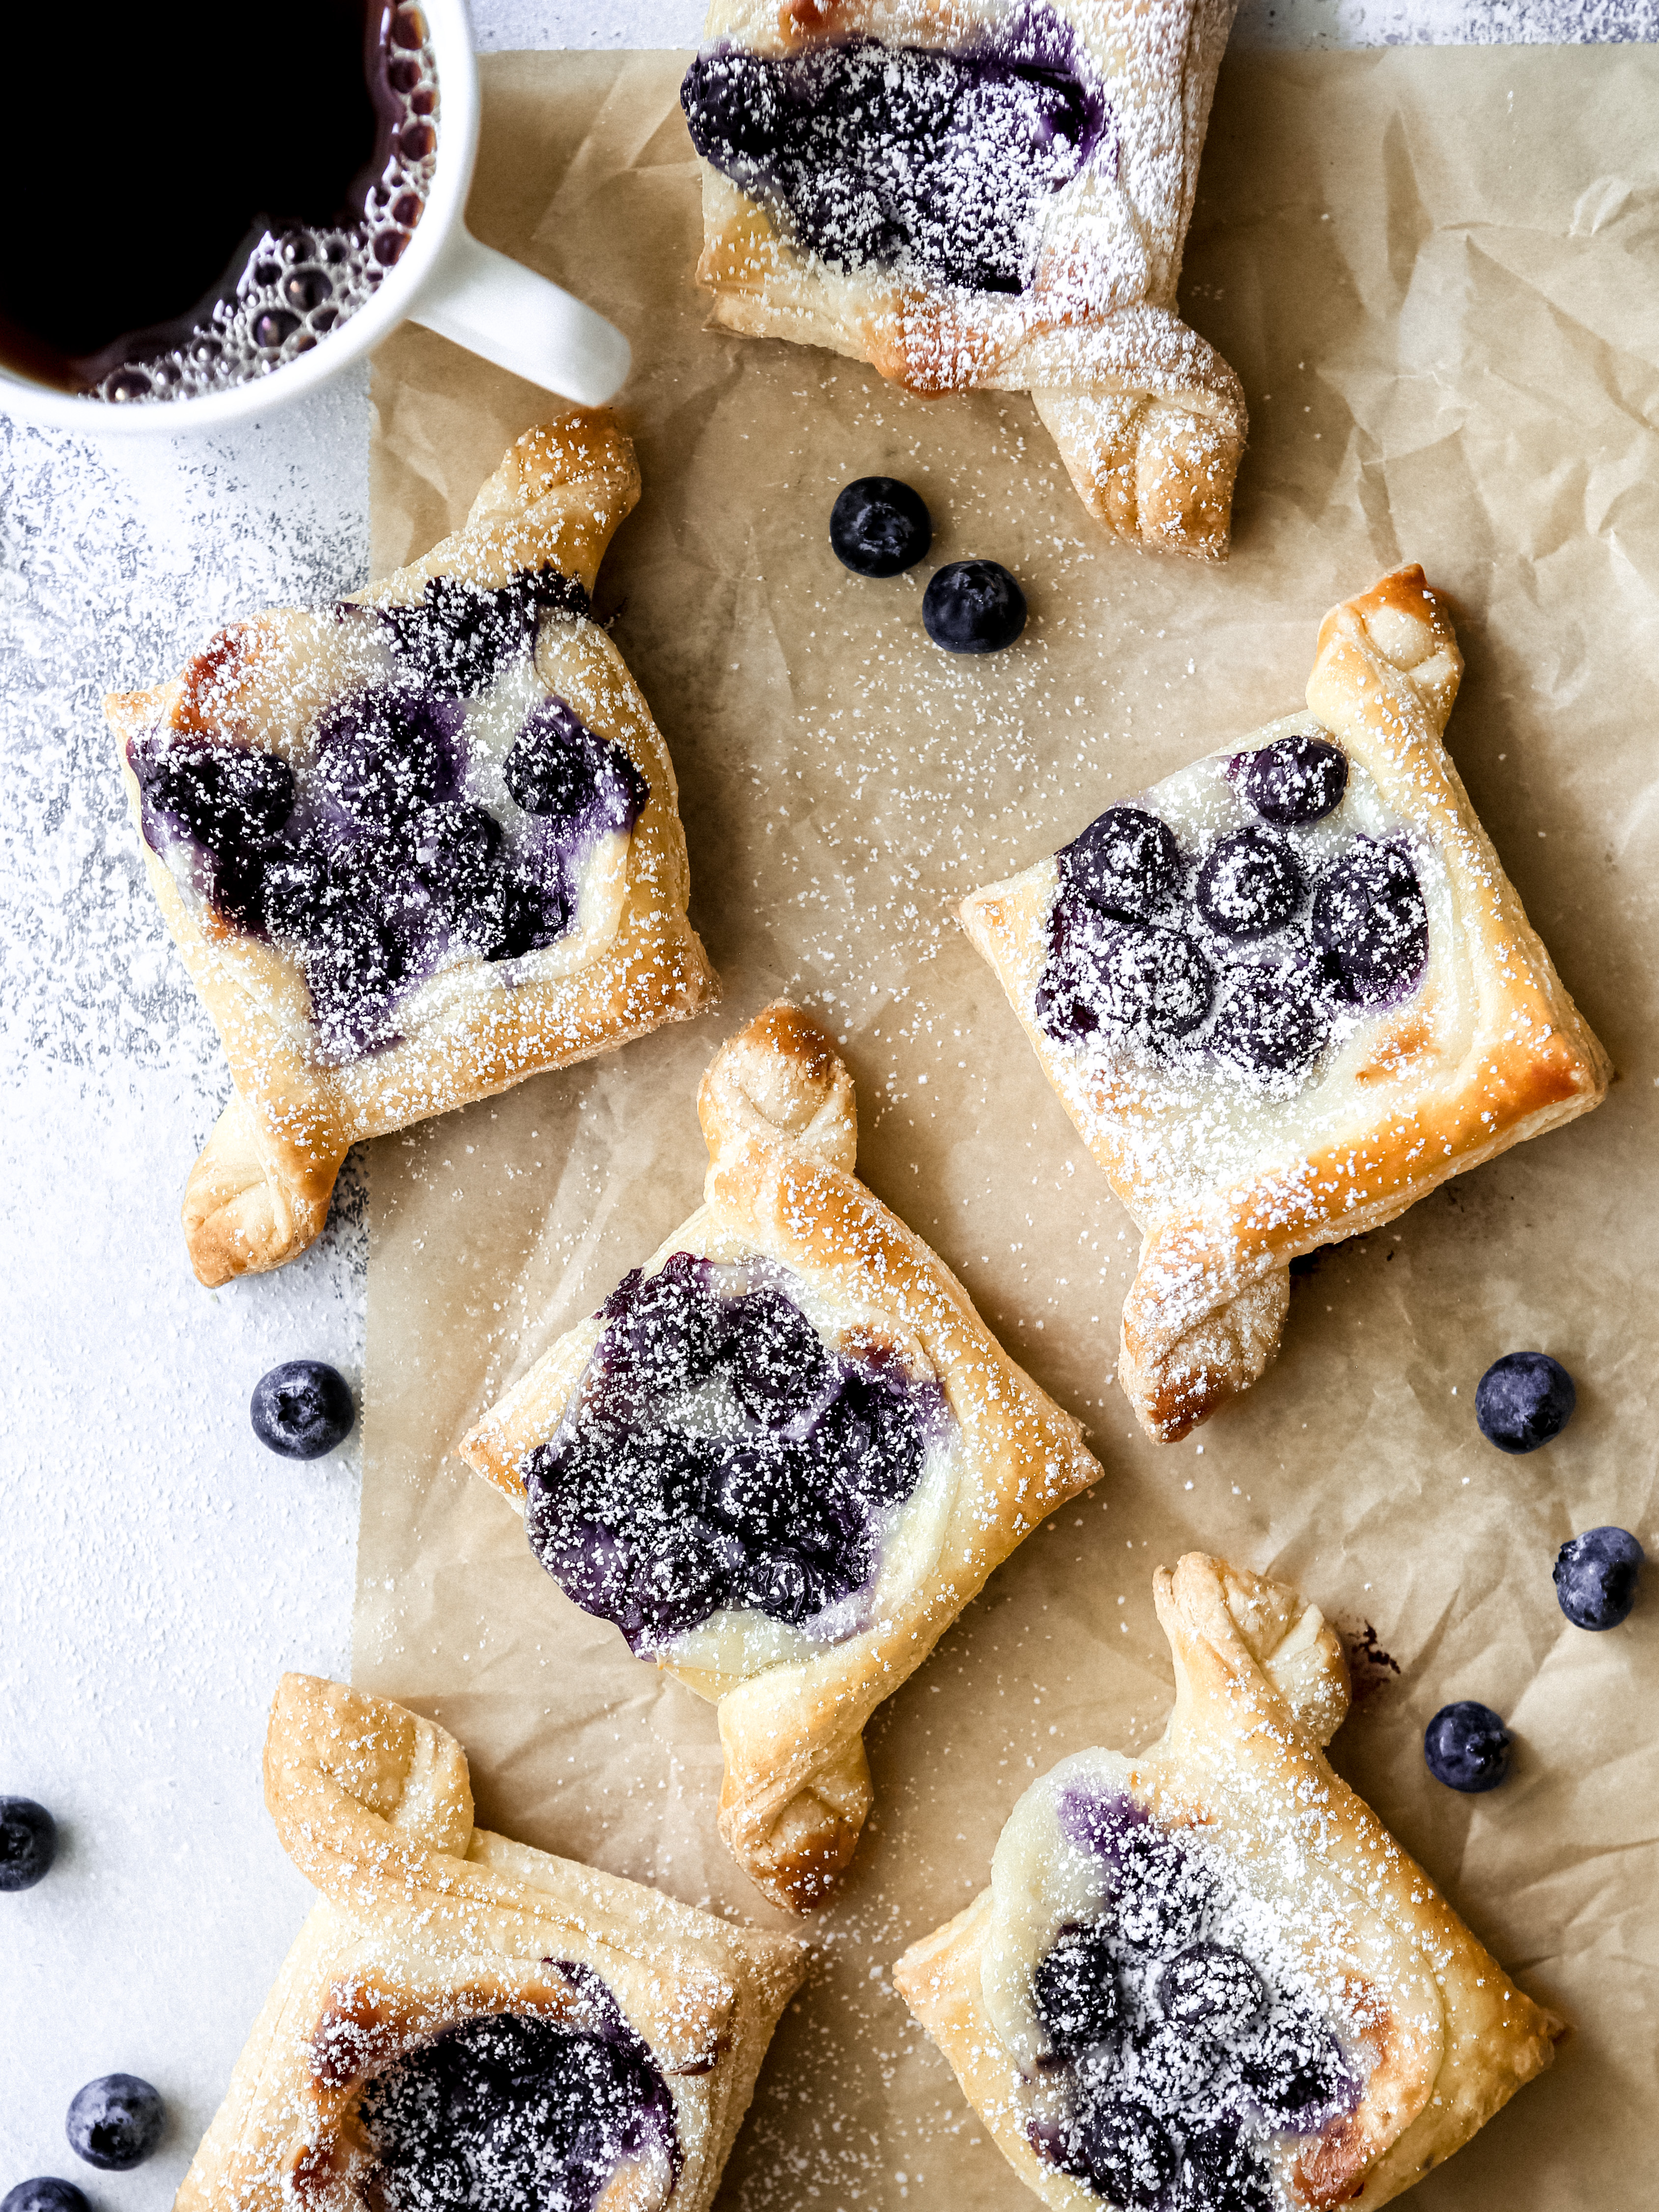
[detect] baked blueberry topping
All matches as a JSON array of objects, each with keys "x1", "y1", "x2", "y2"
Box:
[
  {"x1": 830, "y1": 476, "x2": 932, "y2": 577},
  {"x1": 523, "y1": 1254, "x2": 939, "y2": 1653},
  {"x1": 1475, "y1": 1351, "x2": 1576, "y2": 1455},
  {"x1": 504, "y1": 698, "x2": 650, "y2": 835},
  {"x1": 358, "y1": 2002, "x2": 676, "y2": 2212},
  {"x1": 65, "y1": 2076, "x2": 165, "y2": 2171},
  {"x1": 1554, "y1": 1526, "x2": 1644, "y2": 1631},
  {"x1": 1236, "y1": 734, "x2": 1348, "y2": 826},
  {"x1": 1158, "y1": 1945, "x2": 1265, "y2": 2032},
  {"x1": 1424, "y1": 1700, "x2": 1511, "y2": 1792},
  {"x1": 1060, "y1": 806, "x2": 1183, "y2": 922},
  {"x1": 1309, "y1": 838, "x2": 1428, "y2": 1005},
  {"x1": 1036, "y1": 908, "x2": 1215, "y2": 1049},
  {"x1": 0, "y1": 1797, "x2": 57, "y2": 1891},
  {"x1": 1, "y1": 2183, "x2": 93, "y2": 2212},
  {"x1": 1064, "y1": 2098, "x2": 1177, "y2": 2208},
  {"x1": 1034, "y1": 1925, "x2": 1122, "y2": 2053},
  {"x1": 1234, "y1": 2004, "x2": 1352, "y2": 2130},
  {"x1": 313, "y1": 688, "x2": 462, "y2": 828},
  {"x1": 1173, "y1": 2125, "x2": 1276, "y2": 2212},
  {"x1": 1209, "y1": 960, "x2": 1330, "y2": 1076},
  {"x1": 1195, "y1": 827, "x2": 1305, "y2": 941},
  {"x1": 1113, "y1": 1823, "x2": 1216, "y2": 1957},
  {"x1": 681, "y1": 34, "x2": 1107, "y2": 296},
  {"x1": 379, "y1": 568, "x2": 591, "y2": 697},
  {"x1": 132, "y1": 736, "x2": 297, "y2": 853},
  {"x1": 1039, "y1": 1793, "x2": 1359, "y2": 2200},
  {"x1": 922, "y1": 559, "x2": 1027, "y2": 653},
  {"x1": 250, "y1": 1360, "x2": 356, "y2": 1459}
]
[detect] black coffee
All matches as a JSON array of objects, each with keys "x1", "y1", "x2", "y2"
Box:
[{"x1": 2, "y1": 2, "x2": 439, "y2": 402}]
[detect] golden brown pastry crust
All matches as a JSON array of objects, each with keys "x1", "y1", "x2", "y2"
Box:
[
  {"x1": 893, "y1": 1552, "x2": 1561, "y2": 2212},
  {"x1": 690, "y1": 0, "x2": 1247, "y2": 556},
  {"x1": 462, "y1": 1003, "x2": 1104, "y2": 1913},
  {"x1": 107, "y1": 415, "x2": 718, "y2": 1288},
  {"x1": 961, "y1": 567, "x2": 1611, "y2": 1442},
  {"x1": 173, "y1": 1674, "x2": 803, "y2": 2212}
]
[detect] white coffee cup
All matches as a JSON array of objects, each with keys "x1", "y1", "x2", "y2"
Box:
[{"x1": 0, "y1": 0, "x2": 630, "y2": 438}]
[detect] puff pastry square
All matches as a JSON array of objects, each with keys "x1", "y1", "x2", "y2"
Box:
[
  {"x1": 895, "y1": 1552, "x2": 1560, "y2": 2212},
  {"x1": 176, "y1": 1673, "x2": 804, "y2": 2212},
  {"x1": 106, "y1": 415, "x2": 718, "y2": 1288},
  {"x1": 681, "y1": 0, "x2": 1248, "y2": 557},
  {"x1": 462, "y1": 1003, "x2": 1103, "y2": 1913},
  {"x1": 961, "y1": 567, "x2": 1610, "y2": 1442}
]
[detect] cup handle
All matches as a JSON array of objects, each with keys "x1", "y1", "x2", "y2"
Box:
[{"x1": 408, "y1": 223, "x2": 631, "y2": 406}]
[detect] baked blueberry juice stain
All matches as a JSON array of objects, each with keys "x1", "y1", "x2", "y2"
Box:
[
  {"x1": 522, "y1": 1252, "x2": 947, "y2": 1655},
  {"x1": 1035, "y1": 731, "x2": 1430, "y2": 1089},
  {"x1": 1028, "y1": 1793, "x2": 1358, "y2": 2212},
  {"x1": 680, "y1": 4, "x2": 1111, "y2": 294},
  {"x1": 126, "y1": 572, "x2": 646, "y2": 1063},
  {"x1": 2, "y1": 3, "x2": 439, "y2": 401},
  {"x1": 356, "y1": 1993, "x2": 678, "y2": 2212}
]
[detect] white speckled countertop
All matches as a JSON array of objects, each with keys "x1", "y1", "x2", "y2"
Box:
[{"x1": 0, "y1": 0, "x2": 1652, "y2": 2201}]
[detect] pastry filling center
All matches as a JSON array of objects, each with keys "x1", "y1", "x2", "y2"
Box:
[
  {"x1": 126, "y1": 572, "x2": 647, "y2": 1063},
  {"x1": 680, "y1": 19, "x2": 1110, "y2": 296},
  {"x1": 522, "y1": 1252, "x2": 943, "y2": 1656},
  {"x1": 1024, "y1": 1794, "x2": 1359, "y2": 2212},
  {"x1": 356, "y1": 2000, "x2": 676, "y2": 2212},
  {"x1": 1036, "y1": 731, "x2": 1429, "y2": 1088}
]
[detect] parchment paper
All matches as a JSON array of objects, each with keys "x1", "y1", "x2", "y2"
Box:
[{"x1": 353, "y1": 47, "x2": 1659, "y2": 2210}]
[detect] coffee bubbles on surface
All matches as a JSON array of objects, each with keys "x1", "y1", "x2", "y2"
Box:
[{"x1": 2, "y1": 3, "x2": 440, "y2": 404}]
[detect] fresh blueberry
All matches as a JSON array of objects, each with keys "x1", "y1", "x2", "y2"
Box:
[
  {"x1": 1309, "y1": 838, "x2": 1428, "y2": 1005},
  {"x1": 1195, "y1": 826, "x2": 1305, "y2": 940},
  {"x1": 1158, "y1": 1942, "x2": 1265, "y2": 2031},
  {"x1": 635, "y1": 1519, "x2": 735, "y2": 1640},
  {"x1": 1059, "y1": 805, "x2": 1182, "y2": 922},
  {"x1": 829, "y1": 477, "x2": 932, "y2": 577},
  {"x1": 1033, "y1": 1924, "x2": 1121, "y2": 2053},
  {"x1": 1065, "y1": 2098, "x2": 1176, "y2": 2209},
  {"x1": 313, "y1": 689, "x2": 458, "y2": 829},
  {"x1": 1475, "y1": 1351, "x2": 1576, "y2": 1455},
  {"x1": 65, "y1": 2075, "x2": 165, "y2": 2171},
  {"x1": 922, "y1": 560, "x2": 1027, "y2": 653},
  {"x1": 2, "y1": 2184, "x2": 93, "y2": 2212},
  {"x1": 1237, "y1": 733, "x2": 1348, "y2": 825},
  {"x1": 250, "y1": 1360, "x2": 356, "y2": 1460},
  {"x1": 1209, "y1": 959, "x2": 1330, "y2": 1076},
  {"x1": 0, "y1": 1797, "x2": 57, "y2": 1891},
  {"x1": 1424, "y1": 1700, "x2": 1511, "y2": 1792},
  {"x1": 1121, "y1": 2018, "x2": 1222, "y2": 2108},
  {"x1": 1554, "y1": 1527, "x2": 1644, "y2": 1630}
]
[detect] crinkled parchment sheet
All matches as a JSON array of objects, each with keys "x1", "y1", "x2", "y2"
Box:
[{"x1": 352, "y1": 47, "x2": 1659, "y2": 2211}]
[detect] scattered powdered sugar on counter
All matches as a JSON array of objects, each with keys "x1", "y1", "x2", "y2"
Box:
[{"x1": 0, "y1": 385, "x2": 369, "y2": 2197}]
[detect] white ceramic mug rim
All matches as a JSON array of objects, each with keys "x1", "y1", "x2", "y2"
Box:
[{"x1": 0, "y1": 0, "x2": 481, "y2": 438}]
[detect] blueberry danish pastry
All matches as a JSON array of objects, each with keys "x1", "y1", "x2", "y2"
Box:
[
  {"x1": 961, "y1": 567, "x2": 1609, "y2": 1441},
  {"x1": 106, "y1": 416, "x2": 717, "y2": 1286},
  {"x1": 175, "y1": 1674, "x2": 803, "y2": 2212},
  {"x1": 462, "y1": 1003, "x2": 1102, "y2": 1912},
  {"x1": 681, "y1": 0, "x2": 1248, "y2": 557},
  {"x1": 895, "y1": 1552, "x2": 1560, "y2": 2211}
]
